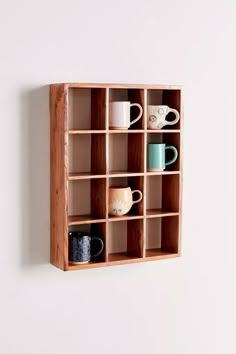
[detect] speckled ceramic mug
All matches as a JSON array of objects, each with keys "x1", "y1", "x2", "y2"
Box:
[
  {"x1": 147, "y1": 105, "x2": 180, "y2": 129},
  {"x1": 68, "y1": 232, "x2": 104, "y2": 264},
  {"x1": 108, "y1": 187, "x2": 142, "y2": 216}
]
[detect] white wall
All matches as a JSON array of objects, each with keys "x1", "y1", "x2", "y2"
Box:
[{"x1": 0, "y1": 1, "x2": 235, "y2": 353}]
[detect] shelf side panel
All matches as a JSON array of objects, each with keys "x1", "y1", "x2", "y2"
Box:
[{"x1": 50, "y1": 84, "x2": 68, "y2": 270}]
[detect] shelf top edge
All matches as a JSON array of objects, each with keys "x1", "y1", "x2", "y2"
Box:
[{"x1": 50, "y1": 83, "x2": 183, "y2": 90}]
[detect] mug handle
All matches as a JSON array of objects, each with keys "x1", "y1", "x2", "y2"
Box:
[
  {"x1": 130, "y1": 103, "x2": 143, "y2": 126},
  {"x1": 165, "y1": 107, "x2": 180, "y2": 126},
  {"x1": 165, "y1": 146, "x2": 178, "y2": 166},
  {"x1": 132, "y1": 190, "x2": 143, "y2": 204},
  {"x1": 90, "y1": 237, "x2": 104, "y2": 258}
]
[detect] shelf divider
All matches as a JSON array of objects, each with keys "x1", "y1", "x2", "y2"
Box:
[{"x1": 143, "y1": 89, "x2": 147, "y2": 257}]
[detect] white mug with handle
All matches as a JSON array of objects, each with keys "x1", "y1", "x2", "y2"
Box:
[
  {"x1": 147, "y1": 105, "x2": 180, "y2": 129},
  {"x1": 109, "y1": 101, "x2": 143, "y2": 129}
]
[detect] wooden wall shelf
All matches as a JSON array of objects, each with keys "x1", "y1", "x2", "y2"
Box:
[{"x1": 50, "y1": 83, "x2": 183, "y2": 271}]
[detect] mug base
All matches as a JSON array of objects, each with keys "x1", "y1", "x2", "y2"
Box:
[
  {"x1": 147, "y1": 168, "x2": 164, "y2": 172},
  {"x1": 69, "y1": 260, "x2": 89, "y2": 265},
  {"x1": 109, "y1": 126, "x2": 129, "y2": 130}
]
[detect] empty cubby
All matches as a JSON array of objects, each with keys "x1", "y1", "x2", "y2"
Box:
[{"x1": 68, "y1": 88, "x2": 106, "y2": 130}]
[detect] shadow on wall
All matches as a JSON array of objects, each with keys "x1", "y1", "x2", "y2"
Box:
[{"x1": 20, "y1": 86, "x2": 50, "y2": 267}]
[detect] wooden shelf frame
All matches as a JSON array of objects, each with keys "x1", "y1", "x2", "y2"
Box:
[{"x1": 50, "y1": 83, "x2": 183, "y2": 271}]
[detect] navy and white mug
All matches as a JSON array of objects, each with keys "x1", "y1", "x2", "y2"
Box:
[{"x1": 69, "y1": 232, "x2": 104, "y2": 264}]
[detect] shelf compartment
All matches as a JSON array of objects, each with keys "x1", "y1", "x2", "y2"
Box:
[
  {"x1": 147, "y1": 89, "x2": 181, "y2": 130},
  {"x1": 145, "y1": 216, "x2": 179, "y2": 256},
  {"x1": 146, "y1": 174, "x2": 180, "y2": 213},
  {"x1": 68, "y1": 88, "x2": 106, "y2": 130},
  {"x1": 68, "y1": 222, "x2": 107, "y2": 264},
  {"x1": 109, "y1": 176, "x2": 144, "y2": 217},
  {"x1": 108, "y1": 219, "x2": 144, "y2": 261},
  {"x1": 146, "y1": 132, "x2": 180, "y2": 172},
  {"x1": 68, "y1": 133, "x2": 106, "y2": 174},
  {"x1": 109, "y1": 133, "x2": 144, "y2": 173},
  {"x1": 68, "y1": 179, "x2": 106, "y2": 221},
  {"x1": 109, "y1": 88, "x2": 145, "y2": 129}
]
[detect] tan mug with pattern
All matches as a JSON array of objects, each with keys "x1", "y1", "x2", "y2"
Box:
[{"x1": 108, "y1": 187, "x2": 142, "y2": 216}]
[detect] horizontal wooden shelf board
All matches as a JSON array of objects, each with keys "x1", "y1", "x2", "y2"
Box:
[
  {"x1": 108, "y1": 214, "x2": 144, "y2": 222},
  {"x1": 108, "y1": 129, "x2": 144, "y2": 133},
  {"x1": 68, "y1": 173, "x2": 107, "y2": 180},
  {"x1": 68, "y1": 171, "x2": 180, "y2": 180},
  {"x1": 66, "y1": 252, "x2": 179, "y2": 270},
  {"x1": 145, "y1": 248, "x2": 179, "y2": 258},
  {"x1": 60, "y1": 83, "x2": 182, "y2": 90},
  {"x1": 109, "y1": 171, "x2": 144, "y2": 177},
  {"x1": 146, "y1": 171, "x2": 180, "y2": 175},
  {"x1": 108, "y1": 252, "x2": 140, "y2": 262},
  {"x1": 147, "y1": 129, "x2": 180, "y2": 133},
  {"x1": 146, "y1": 209, "x2": 179, "y2": 217},
  {"x1": 68, "y1": 130, "x2": 107, "y2": 134},
  {"x1": 67, "y1": 129, "x2": 181, "y2": 134},
  {"x1": 68, "y1": 215, "x2": 106, "y2": 225}
]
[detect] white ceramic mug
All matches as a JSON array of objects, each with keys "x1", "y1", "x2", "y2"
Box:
[
  {"x1": 109, "y1": 101, "x2": 143, "y2": 129},
  {"x1": 147, "y1": 105, "x2": 180, "y2": 129}
]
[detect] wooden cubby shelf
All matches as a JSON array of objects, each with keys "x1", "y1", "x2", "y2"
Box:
[{"x1": 50, "y1": 83, "x2": 183, "y2": 271}]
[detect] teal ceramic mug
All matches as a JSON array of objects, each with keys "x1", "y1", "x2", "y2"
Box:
[{"x1": 147, "y1": 143, "x2": 178, "y2": 171}]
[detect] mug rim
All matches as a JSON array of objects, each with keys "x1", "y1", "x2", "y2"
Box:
[
  {"x1": 147, "y1": 104, "x2": 167, "y2": 107},
  {"x1": 109, "y1": 101, "x2": 130, "y2": 104},
  {"x1": 148, "y1": 143, "x2": 165, "y2": 145},
  {"x1": 109, "y1": 186, "x2": 130, "y2": 190}
]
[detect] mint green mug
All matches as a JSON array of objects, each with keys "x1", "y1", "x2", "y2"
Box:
[{"x1": 147, "y1": 143, "x2": 178, "y2": 171}]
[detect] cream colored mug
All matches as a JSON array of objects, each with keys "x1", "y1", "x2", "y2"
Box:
[
  {"x1": 147, "y1": 105, "x2": 180, "y2": 129},
  {"x1": 108, "y1": 187, "x2": 142, "y2": 216},
  {"x1": 109, "y1": 101, "x2": 143, "y2": 129}
]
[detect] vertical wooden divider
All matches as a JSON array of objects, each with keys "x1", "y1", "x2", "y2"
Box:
[
  {"x1": 143, "y1": 89, "x2": 147, "y2": 258},
  {"x1": 105, "y1": 87, "x2": 109, "y2": 261}
]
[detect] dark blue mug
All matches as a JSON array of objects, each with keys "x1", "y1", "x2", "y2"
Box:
[{"x1": 68, "y1": 232, "x2": 104, "y2": 264}]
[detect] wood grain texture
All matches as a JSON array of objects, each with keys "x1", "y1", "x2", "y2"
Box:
[
  {"x1": 91, "y1": 178, "x2": 106, "y2": 218},
  {"x1": 128, "y1": 176, "x2": 144, "y2": 216},
  {"x1": 50, "y1": 84, "x2": 68, "y2": 270},
  {"x1": 146, "y1": 209, "x2": 179, "y2": 217},
  {"x1": 91, "y1": 222, "x2": 107, "y2": 262},
  {"x1": 162, "y1": 89, "x2": 181, "y2": 129},
  {"x1": 91, "y1": 134, "x2": 106, "y2": 174},
  {"x1": 91, "y1": 88, "x2": 106, "y2": 129},
  {"x1": 161, "y1": 216, "x2": 179, "y2": 253},
  {"x1": 128, "y1": 89, "x2": 145, "y2": 129},
  {"x1": 127, "y1": 219, "x2": 143, "y2": 257},
  {"x1": 128, "y1": 133, "x2": 144, "y2": 172},
  {"x1": 62, "y1": 83, "x2": 182, "y2": 90},
  {"x1": 162, "y1": 174, "x2": 180, "y2": 212},
  {"x1": 67, "y1": 252, "x2": 179, "y2": 270},
  {"x1": 68, "y1": 215, "x2": 106, "y2": 225}
]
